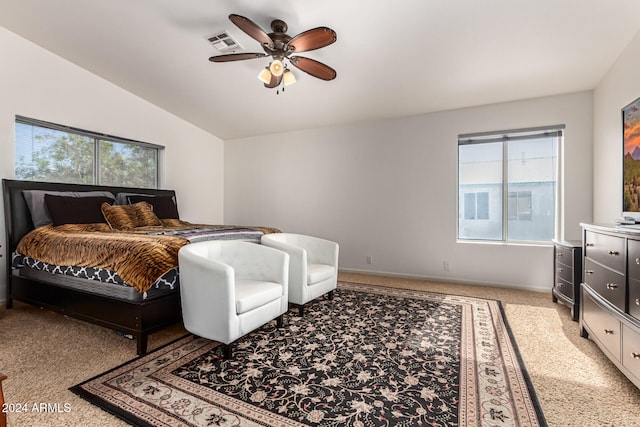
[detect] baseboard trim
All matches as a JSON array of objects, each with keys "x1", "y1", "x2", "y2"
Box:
[{"x1": 338, "y1": 268, "x2": 549, "y2": 294}]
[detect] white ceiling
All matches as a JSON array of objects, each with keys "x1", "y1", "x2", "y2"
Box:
[{"x1": 1, "y1": 0, "x2": 640, "y2": 140}]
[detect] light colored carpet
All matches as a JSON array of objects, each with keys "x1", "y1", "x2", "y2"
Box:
[{"x1": 1, "y1": 272, "x2": 639, "y2": 426}]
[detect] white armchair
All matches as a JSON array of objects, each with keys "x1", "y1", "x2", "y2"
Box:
[
  {"x1": 261, "y1": 233, "x2": 338, "y2": 316},
  {"x1": 178, "y1": 240, "x2": 289, "y2": 358}
]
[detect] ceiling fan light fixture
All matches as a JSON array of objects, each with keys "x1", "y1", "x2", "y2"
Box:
[
  {"x1": 210, "y1": 15, "x2": 337, "y2": 89},
  {"x1": 269, "y1": 59, "x2": 284, "y2": 77},
  {"x1": 283, "y1": 69, "x2": 296, "y2": 86},
  {"x1": 257, "y1": 67, "x2": 271, "y2": 84}
]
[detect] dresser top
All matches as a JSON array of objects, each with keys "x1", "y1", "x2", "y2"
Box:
[
  {"x1": 552, "y1": 239, "x2": 582, "y2": 248},
  {"x1": 581, "y1": 223, "x2": 640, "y2": 236}
]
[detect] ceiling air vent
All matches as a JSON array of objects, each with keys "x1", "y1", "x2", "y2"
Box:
[{"x1": 206, "y1": 31, "x2": 243, "y2": 53}]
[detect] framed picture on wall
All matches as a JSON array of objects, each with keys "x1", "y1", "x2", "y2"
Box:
[{"x1": 623, "y1": 96, "x2": 640, "y2": 215}]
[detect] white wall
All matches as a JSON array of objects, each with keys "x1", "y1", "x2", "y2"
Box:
[
  {"x1": 0, "y1": 26, "x2": 224, "y2": 301},
  {"x1": 593, "y1": 30, "x2": 640, "y2": 222},
  {"x1": 225, "y1": 92, "x2": 593, "y2": 292}
]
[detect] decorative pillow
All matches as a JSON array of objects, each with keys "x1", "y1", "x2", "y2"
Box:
[
  {"x1": 134, "y1": 202, "x2": 163, "y2": 227},
  {"x1": 23, "y1": 190, "x2": 116, "y2": 228},
  {"x1": 44, "y1": 195, "x2": 115, "y2": 226},
  {"x1": 101, "y1": 202, "x2": 161, "y2": 230},
  {"x1": 127, "y1": 195, "x2": 179, "y2": 219}
]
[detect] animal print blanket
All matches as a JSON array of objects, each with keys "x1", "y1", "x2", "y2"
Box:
[{"x1": 16, "y1": 220, "x2": 280, "y2": 293}]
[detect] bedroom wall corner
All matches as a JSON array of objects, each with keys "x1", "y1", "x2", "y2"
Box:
[
  {"x1": 0, "y1": 25, "x2": 224, "y2": 304},
  {"x1": 593, "y1": 29, "x2": 640, "y2": 223}
]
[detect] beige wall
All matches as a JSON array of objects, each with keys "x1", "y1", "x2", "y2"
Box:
[
  {"x1": 0, "y1": 26, "x2": 224, "y2": 302},
  {"x1": 225, "y1": 92, "x2": 593, "y2": 292}
]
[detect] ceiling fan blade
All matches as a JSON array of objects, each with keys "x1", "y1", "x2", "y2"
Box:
[
  {"x1": 264, "y1": 72, "x2": 283, "y2": 88},
  {"x1": 290, "y1": 56, "x2": 337, "y2": 81},
  {"x1": 229, "y1": 14, "x2": 274, "y2": 49},
  {"x1": 287, "y1": 27, "x2": 337, "y2": 52},
  {"x1": 209, "y1": 52, "x2": 268, "y2": 62}
]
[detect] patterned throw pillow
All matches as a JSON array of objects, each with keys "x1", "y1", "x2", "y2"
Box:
[{"x1": 101, "y1": 202, "x2": 161, "y2": 229}]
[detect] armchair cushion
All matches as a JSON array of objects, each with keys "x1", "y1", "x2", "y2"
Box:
[
  {"x1": 235, "y1": 279, "x2": 283, "y2": 314},
  {"x1": 308, "y1": 264, "x2": 336, "y2": 285}
]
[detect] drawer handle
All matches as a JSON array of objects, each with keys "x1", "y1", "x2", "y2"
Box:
[
  {"x1": 585, "y1": 270, "x2": 594, "y2": 275},
  {"x1": 557, "y1": 253, "x2": 563, "y2": 257},
  {"x1": 556, "y1": 282, "x2": 563, "y2": 288},
  {"x1": 606, "y1": 283, "x2": 619, "y2": 290},
  {"x1": 586, "y1": 242, "x2": 594, "y2": 247},
  {"x1": 604, "y1": 329, "x2": 615, "y2": 335},
  {"x1": 608, "y1": 250, "x2": 620, "y2": 256},
  {"x1": 557, "y1": 268, "x2": 563, "y2": 273},
  {"x1": 633, "y1": 352, "x2": 640, "y2": 360}
]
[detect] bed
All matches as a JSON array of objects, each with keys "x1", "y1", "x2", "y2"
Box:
[{"x1": 2, "y1": 179, "x2": 277, "y2": 355}]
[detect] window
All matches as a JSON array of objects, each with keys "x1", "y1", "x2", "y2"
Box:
[
  {"x1": 463, "y1": 192, "x2": 489, "y2": 220},
  {"x1": 15, "y1": 116, "x2": 162, "y2": 188},
  {"x1": 508, "y1": 191, "x2": 532, "y2": 221},
  {"x1": 458, "y1": 126, "x2": 562, "y2": 243}
]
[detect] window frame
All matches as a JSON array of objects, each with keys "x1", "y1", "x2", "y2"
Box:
[
  {"x1": 457, "y1": 125, "x2": 564, "y2": 245},
  {"x1": 14, "y1": 115, "x2": 163, "y2": 188}
]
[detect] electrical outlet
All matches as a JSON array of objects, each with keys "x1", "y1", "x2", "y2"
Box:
[
  {"x1": 443, "y1": 261, "x2": 451, "y2": 271},
  {"x1": 366, "y1": 255, "x2": 373, "y2": 265}
]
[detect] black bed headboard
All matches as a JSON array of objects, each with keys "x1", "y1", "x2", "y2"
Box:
[{"x1": 2, "y1": 179, "x2": 177, "y2": 254}]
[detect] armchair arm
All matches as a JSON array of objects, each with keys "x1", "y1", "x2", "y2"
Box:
[
  {"x1": 178, "y1": 246, "x2": 237, "y2": 338},
  {"x1": 178, "y1": 247, "x2": 235, "y2": 300}
]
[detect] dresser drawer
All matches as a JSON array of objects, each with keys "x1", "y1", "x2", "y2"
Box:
[
  {"x1": 629, "y1": 279, "x2": 640, "y2": 321},
  {"x1": 555, "y1": 263, "x2": 573, "y2": 283},
  {"x1": 584, "y1": 231, "x2": 625, "y2": 273},
  {"x1": 628, "y1": 239, "x2": 640, "y2": 280},
  {"x1": 555, "y1": 245, "x2": 574, "y2": 268},
  {"x1": 554, "y1": 277, "x2": 573, "y2": 300},
  {"x1": 583, "y1": 291, "x2": 621, "y2": 360},
  {"x1": 584, "y1": 257, "x2": 626, "y2": 311},
  {"x1": 623, "y1": 324, "x2": 640, "y2": 381}
]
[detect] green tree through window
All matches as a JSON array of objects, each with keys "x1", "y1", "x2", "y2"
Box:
[
  {"x1": 99, "y1": 140, "x2": 158, "y2": 188},
  {"x1": 15, "y1": 117, "x2": 161, "y2": 188},
  {"x1": 15, "y1": 127, "x2": 94, "y2": 184}
]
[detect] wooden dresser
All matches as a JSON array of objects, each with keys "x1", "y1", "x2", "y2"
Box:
[
  {"x1": 552, "y1": 239, "x2": 582, "y2": 321},
  {"x1": 580, "y1": 223, "x2": 640, "y2": 388}
]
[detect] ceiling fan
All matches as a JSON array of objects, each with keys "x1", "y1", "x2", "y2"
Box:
[{"x1": 209, "y1": 14, "x2": 337, "y2": 90}]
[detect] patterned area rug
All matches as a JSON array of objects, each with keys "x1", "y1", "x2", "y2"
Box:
[{"x1": 70, "y1": 282, "x2": 546, "y2": 426}]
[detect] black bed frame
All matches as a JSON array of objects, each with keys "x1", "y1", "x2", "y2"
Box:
[{"x1": 2, "y1": 179, "x2": 183, "y2": 355}]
